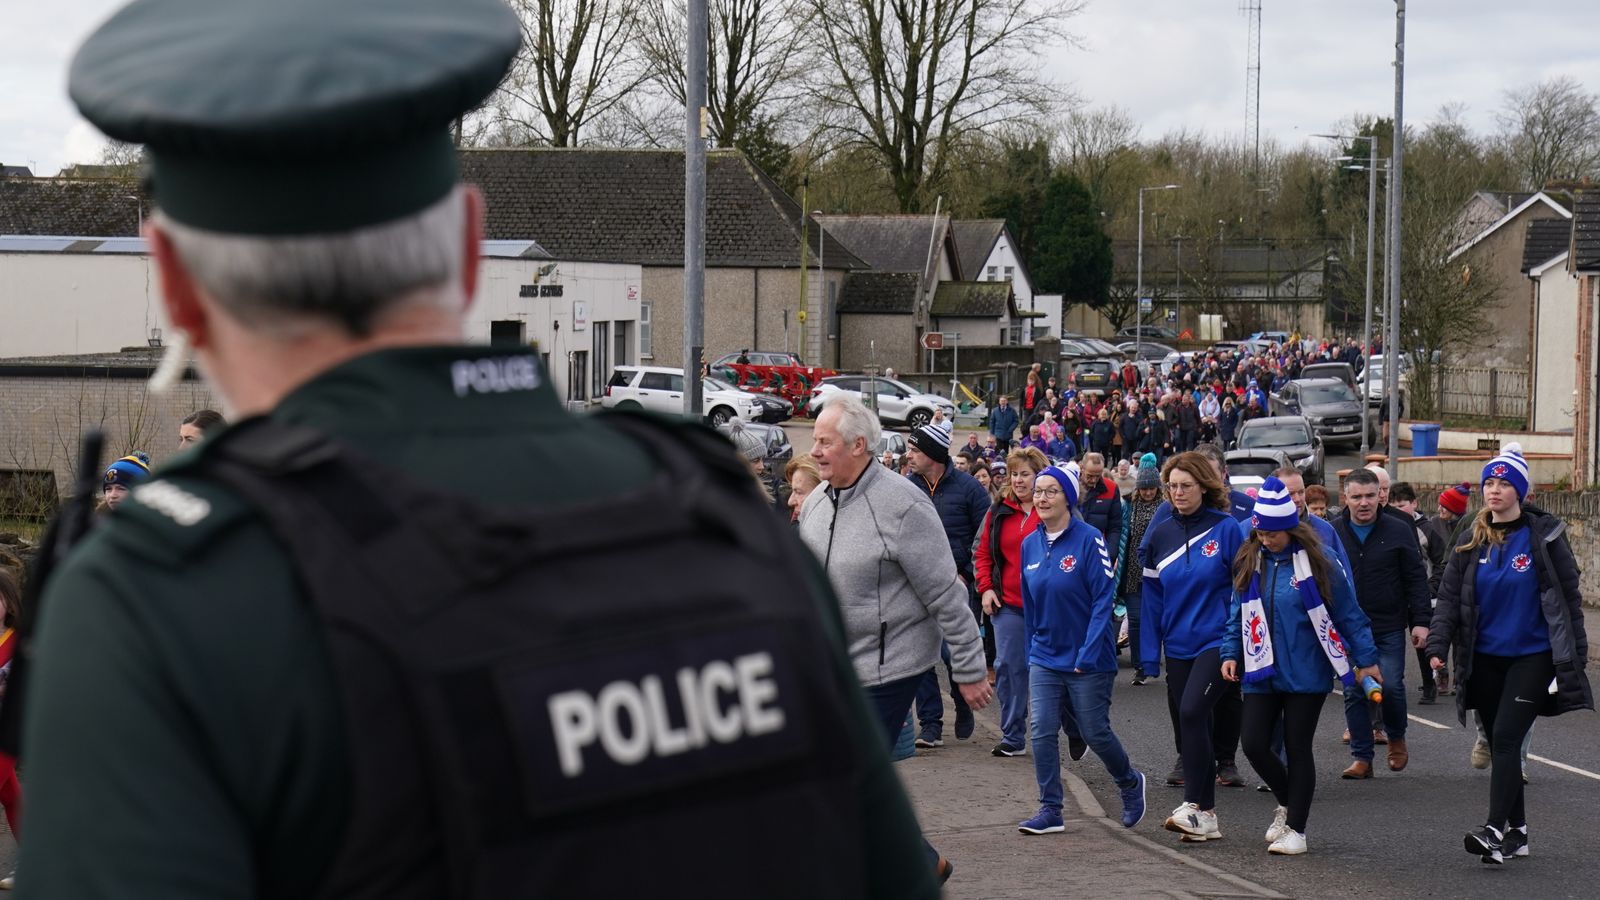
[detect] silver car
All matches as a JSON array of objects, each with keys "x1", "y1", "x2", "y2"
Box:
[{"x1": 810, "y1": 375, "x2": 955, "y2": 429}]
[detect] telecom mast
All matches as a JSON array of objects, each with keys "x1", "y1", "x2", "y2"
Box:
[{"x1": 1242, "y1": 0, "x2": 1262, "y2": 179}]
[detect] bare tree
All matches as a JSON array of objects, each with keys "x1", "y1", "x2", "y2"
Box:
[
  {"x1": 1497, "y1": 76, "x2": 1600, "y2": 188},
  {"x1": 489, "y1": 0, "x2": 649, "y2": 147},
  {"x1": 1059, "y1": 105, "x2": 1139, "y2": 210},
  {"x1": 806, "y1": 0, "x2": 1083, "y2": 212},
  {"x1": 640, "y1": 0, "x2": 810, "y2": 147}
]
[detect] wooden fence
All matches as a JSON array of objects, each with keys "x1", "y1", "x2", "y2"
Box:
[{"x1": 1433, "y1": 365, "x2": 1529, "y2": 422}]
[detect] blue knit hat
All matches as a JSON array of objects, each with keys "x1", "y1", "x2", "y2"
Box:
[
  {"x1": 1036, "y1": 464, "x2": 1079, "y2": 508},
  {"x1": 1250, "y1": 475, "x2": 1299, "y2": 531},
  {"x1": 1482, "y1": 441, "x2": 1530, "y2": 500},
  {"x1": 103, "y1": 452, "x2": 152, "y2": 491}
]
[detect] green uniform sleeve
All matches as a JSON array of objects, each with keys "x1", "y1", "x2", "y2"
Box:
[{"x1": 17, "y1": 517, "x2": 346, "y2": 899}]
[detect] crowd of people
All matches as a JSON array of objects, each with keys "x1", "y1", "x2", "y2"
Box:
[
  {"x1": 780, "y1": 385, "x2": 1590, "y2": 878},
  {"x1": 970, "y1": 336, "x2": 1401, "y2": 466}
]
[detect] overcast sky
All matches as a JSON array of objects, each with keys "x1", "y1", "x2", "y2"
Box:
[{"x1": 4, "y1": 0, "x2": 1598, "y2": 177}]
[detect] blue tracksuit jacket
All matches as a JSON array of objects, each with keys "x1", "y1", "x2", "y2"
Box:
[
  {"x1": 1222, "y1": 545, "x2": 1378, "y2": 694},
  {"x1": 1139, "y1": 506, "x2": 1244, "y2": 674},
  {"x1": 1020, "y1": 517, "x2": 1119, "y2": 673}
]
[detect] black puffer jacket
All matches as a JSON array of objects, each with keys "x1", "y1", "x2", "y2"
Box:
[{"x1": 1428, "y1": 505, "x2": 1593, "y2": 724}]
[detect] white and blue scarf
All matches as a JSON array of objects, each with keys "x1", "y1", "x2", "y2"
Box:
[{"x1": 1240, "y1": 543, "x2": 1355, "y2": 686}]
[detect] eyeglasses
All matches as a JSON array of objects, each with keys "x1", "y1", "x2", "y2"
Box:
[
  {"x1": 1035, "y1": 487, "x2": 1066, "y2": 499},
  {"x1": 1164, "y1": 481, "x2": 1199, "y2": 493}
]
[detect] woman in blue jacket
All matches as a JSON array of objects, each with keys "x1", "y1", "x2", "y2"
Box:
[
  {"x1": 1015, "y1": 464, "x2": 1147, "y2": 836},
  {"x1": 1221, "y1": 477, "x2": 1380, "y2": 856},
  {"x1": 1138, "y1": 451, "x2": 1244, "y2": 843}
]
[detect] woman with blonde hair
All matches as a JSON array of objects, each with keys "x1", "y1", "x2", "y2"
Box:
[
  {"x1": 1429, "y1": 443, "x2": 1591, "y2": 863},
  {"x1": 1222, "y1": 477, "x2": 1379, "y2": 855},
  {"x1": 974, "y1": 446, "x2": 1048, "y2": 757},
  {"x1": 784, "y1": 455, "x2": 822, "y2": 524},
  {"x1": 1138, "y1": 451, "x2": 1245, "y2": 843}
]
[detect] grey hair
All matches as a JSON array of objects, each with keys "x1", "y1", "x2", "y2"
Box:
[
  {"x1": 826, "y1": 392, "x2": 881, "y2": 454},
  {"x1": 1082, "y1": 452, "x2": 1104, "y2": 466},
  {"x1": 154, "y1": 186, "x2": 468, "y2": 336}
]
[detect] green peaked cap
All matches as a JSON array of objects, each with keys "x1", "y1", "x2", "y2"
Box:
[{"x1": 68, "y1": 0, "x2": 521, "y2": 235}]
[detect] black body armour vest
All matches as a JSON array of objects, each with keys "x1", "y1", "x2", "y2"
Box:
[{"x1": 197, "y1": 413, "x2": 866, "y2": 899}]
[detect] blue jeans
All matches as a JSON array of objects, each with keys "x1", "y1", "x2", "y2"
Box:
[
  {"x1": 915, "y1": 641, "x2": 970, "y2": 734},
  {"x1": 1342, "y1": 628, "x2": 1408, "y2": 761},
  {"x1": 1029, "y1": 667, "x2": 1137, "y2": 811},
  {"x1": 993, "y1": 606, "x2": 1030, "y2": 747},
  {"x1": 864, "y1": 671, "x2": 939, "y2": 866}
]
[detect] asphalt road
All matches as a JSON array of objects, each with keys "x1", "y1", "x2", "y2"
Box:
[{"x1": 1076, "y1": 647, "x2": 1600, "y2": 899}]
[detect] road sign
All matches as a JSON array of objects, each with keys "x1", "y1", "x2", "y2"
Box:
[
  {"x1": 921, "y1": 332, "x2": 945, "y2": 350},
  {"x1": 1166, "y1": 309, "x2": 1177, "y2": 323},
  {"x1": 1139, "y1": 297, "x2": 1153, "y2": 313}
]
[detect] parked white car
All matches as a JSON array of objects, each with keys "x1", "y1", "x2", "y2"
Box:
[
  {"x1": 808, "y1": 374, "x2": 956, "y2": 429},
  {"x1": 602, "y1": 365, "x2": 772, "y2": 425}
]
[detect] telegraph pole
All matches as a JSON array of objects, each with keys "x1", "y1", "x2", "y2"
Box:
[
  {"x1": 1386, "y1": 0, "x2": 1405, "y2": 472},
  {"x1": 683, "y1": 0, "x2": 707, "y2": 417}
]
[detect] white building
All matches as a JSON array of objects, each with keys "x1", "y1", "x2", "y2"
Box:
[
  {"x1": 952, "y1": 220, "x2": 1052, "y2": 339},
  {"x1": 0, "y1": 235, "x2": 641, "y2": 404}
]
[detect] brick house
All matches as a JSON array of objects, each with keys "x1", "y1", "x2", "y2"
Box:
[{"x1": 1446, "y1": 190, "x2": 1571, "y2": 368}]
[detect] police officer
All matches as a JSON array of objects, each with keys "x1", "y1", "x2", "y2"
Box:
[{"x1": 13, "y1": 1, "x2": 936, "y2": 897}]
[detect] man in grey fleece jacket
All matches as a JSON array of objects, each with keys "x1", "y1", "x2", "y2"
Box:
[
  {"x1": 798, "y1": 394, "x2": 990, "y2": 883},
  {"x1": 799, "y1": 397, "x2": 991, "y2": 707}
]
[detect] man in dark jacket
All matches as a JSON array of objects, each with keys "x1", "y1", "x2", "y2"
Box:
[
  {"x1": 905, "y1": 424, "x2": 993, "y2": 746},
  {"x1": 1076, "y1": 453, "x2": 1124, "y2": 568},
  {"x1": 989, "y1": 394, "x2": 1019, "y2": 453},
  {"x1": 1333, "y1": 467, "x2": 1432, "y2": 778},
  {"x1": 1175, "y1": 391, "x2": 1201, "y2": 453}
]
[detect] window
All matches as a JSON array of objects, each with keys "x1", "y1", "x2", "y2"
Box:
[
  {"x1": 592, "y1": 321, "x2": 610, "y2": 398},
  {"x1": 614, "y1": 320, "x2": 632, "y2": 367},
  {"x1": 986, "y1": 265, "x2": 998, "y2": 280},
  {"x1": 568, "y1": 351, "x2": 588, "y2": 402},
  {"x1": 605, "y1": 369, "x2": 634, "y2": 389},
  {"x1": 639, "y1": 372, "x2": 684, "y2": 392},
  {"x1": 639, "y1": 302, "x2": 653, "y2": 358},
  {"x1": 1003, "y1": 265, "x2": 1014, "y2": 281},
  {"x1": 489, "y1": 320, "x2": 525, "y2": 347}
]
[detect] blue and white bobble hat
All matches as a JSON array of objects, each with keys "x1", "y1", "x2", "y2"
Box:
[
  {"x1": 1036, "y1": 463, "x2": 1080, "y2": 508},
  {"x1": 1482, "y1": 441, "x2": 1530, "y2": 500},
  {"x1": 1250, "y1": 475, "x2": 1299, "y2": 532}
]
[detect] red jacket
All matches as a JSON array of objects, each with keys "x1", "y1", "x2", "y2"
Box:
[{"x1": 974, "y1": 498, "x2": 1041, "y2": 609}]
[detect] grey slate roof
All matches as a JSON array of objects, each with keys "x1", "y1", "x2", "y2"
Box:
[
  {"x1": 461, "y1": 148, "x2": 863, "y2": 269},
  {"x1": 931, "y1": 281, "x2": 1012, "y2": 318},
  {"x1": 0, "y1": 166, "x2": 31, "y2": 178},
  {"x1": 837, "y1": 271, "x2": 920, "y2": 314},
  {"x1": 0, "y1": 177, "x2": 146, "y2": 236},
  {"x1": 1521, "y1": 217, "x2": 1571, "y2": 272},
  {"x1": 814, "y1": 214, "x2": 948, "y2": 284},
  {"x1": 1575, "y1": 191, "x2": 1600, "y2": 271},
  {"x1": 950, "y1": 219, "x2": 1005, "y2": 280}
]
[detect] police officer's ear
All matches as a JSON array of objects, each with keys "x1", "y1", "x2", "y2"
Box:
[
  {"x1": 458, "y1": 185, "x2": 486, "y2": 312},
  {"x1": 147, "y1": 222, "x2": 211, "y2": 350}
]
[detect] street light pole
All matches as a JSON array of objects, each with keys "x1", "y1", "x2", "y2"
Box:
[
  {"x1": 1321, "y1": 133, "x2": 1379, "y2": 456},
  {"x1": 683, "y1": 0, "x2": 707, "y2": 417},
  {"x1": 1387, "y1": 0, "x2": 1406, "y2": 473},
  {"x1": 814, "y1": 209, "x2": 825, "y2": 366},
  {"x1": 1136, "y1": 184, "x2": 1179, "y2": 358}
]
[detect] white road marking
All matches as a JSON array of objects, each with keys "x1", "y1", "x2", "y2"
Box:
[
  {"x1": 1527, "y1": 754, "x2": 1600, "y2": 783},
  {"x1": 1408, "y1": 714, "x2": 1600, "y2": 781}
]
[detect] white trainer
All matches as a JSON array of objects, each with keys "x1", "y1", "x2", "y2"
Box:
[
  {"x1": 1164, "y1": 802, "x2": 1222, "y2": 841},
  {"x1": 1268, "y1": 830, "x2": 1308, "y2": 855},
  {"x1": 1264, "y1": 806, "x2": 1290, "y2": 843}
]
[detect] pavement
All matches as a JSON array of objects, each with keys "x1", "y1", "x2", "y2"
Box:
[{"x1": 899, "y1": 708, "x2": 1288, "y2": 900}]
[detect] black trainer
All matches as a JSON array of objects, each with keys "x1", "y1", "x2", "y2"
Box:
[
  {"x1": 1166, "y1": 758, "x2": 1185, "y2": 786},
  {"x1": 991, "y1": 742, "x2": 1026, "y2": 758},
  {"x1": 1464, "y1": 824, "x2": 1504, "y2": 864},
  {"x1": 1502, "y1": 826, "x2": 1528, "y2": 859},
  {"x1": 1216, "y1": 762, "x2": 1246, "y2": 787},
  {"x1": 1068, "y1": 736, "x2": 1089, "y2": 761}
]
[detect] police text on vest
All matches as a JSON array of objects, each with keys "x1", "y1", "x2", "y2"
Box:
[
  {"x1": 452, "y1": 355, "x2": 542, "y2": 397},
  {"x1": 548, "y1": 652, "x2": 786, "y2": 777}
]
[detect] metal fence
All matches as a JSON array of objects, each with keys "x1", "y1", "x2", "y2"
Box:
[{"x1": 1434, "y1": 365, "x2": 1529, "y2": 422}]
